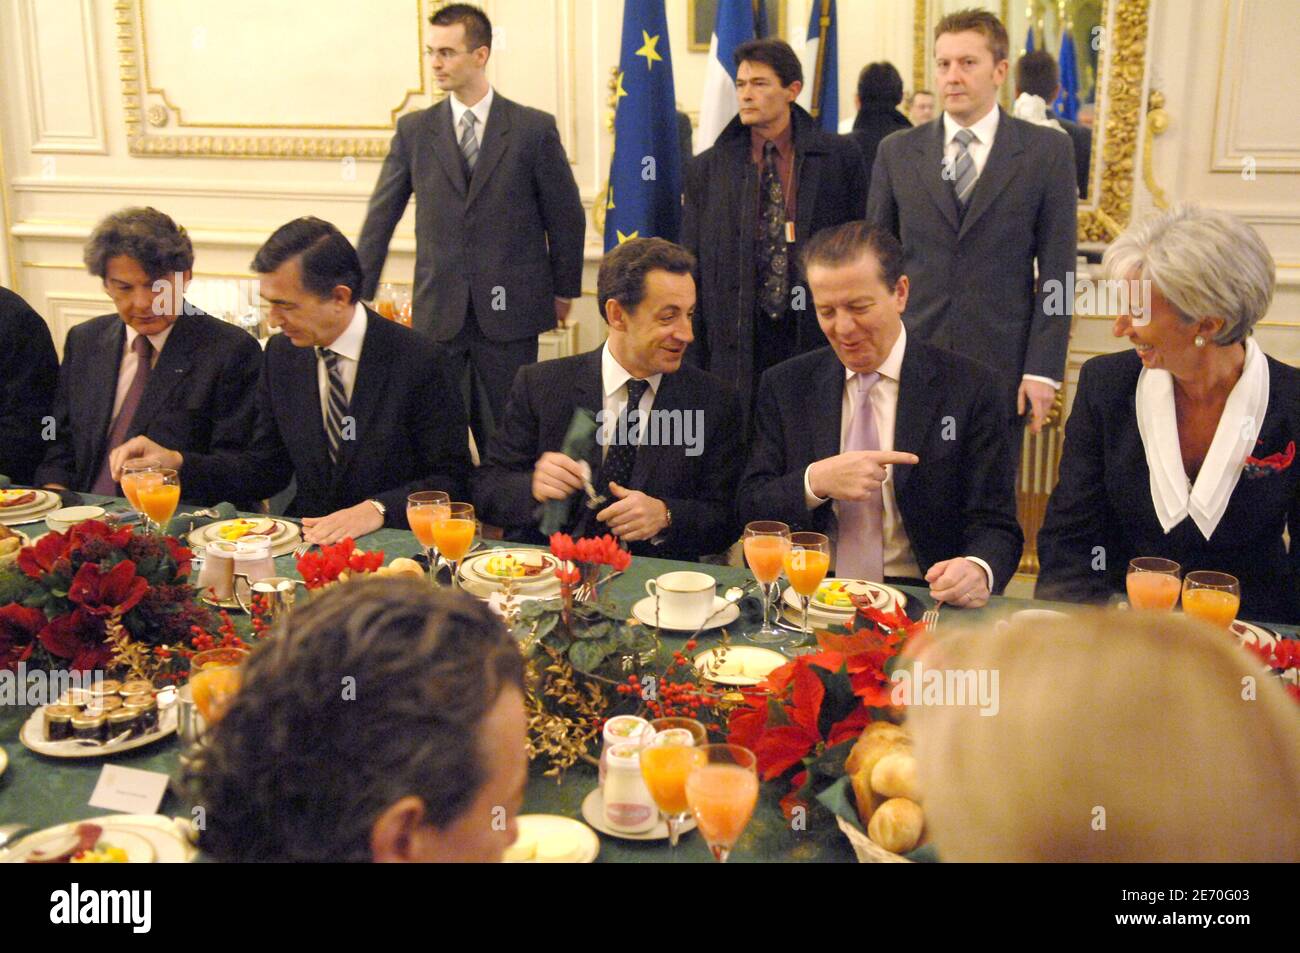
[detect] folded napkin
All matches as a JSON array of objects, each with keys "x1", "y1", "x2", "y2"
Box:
[
  {"x1": 165, "y1": 502, "x2": 239, "y2": 538},
  {"x1": 537, "y1": 408, "x2": 598, "y2": 537}
]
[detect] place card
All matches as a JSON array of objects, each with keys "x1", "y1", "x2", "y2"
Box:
[{"x1": 88, "y1": 764, "x2": 170, "y2": 815}]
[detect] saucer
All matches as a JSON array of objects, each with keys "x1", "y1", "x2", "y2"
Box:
[
  {"x1": 580, "y1": 788, "x2": 696, "y2": 841},
  {"x1": 631, "y1": 596, "x2": 740, "y2": 631}
]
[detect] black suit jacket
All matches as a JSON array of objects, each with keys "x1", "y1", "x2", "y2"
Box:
[
  {"x1": 1056, "y1": 116, "x2": 1092, "y2": 197},
  {"x1": 845, "y1": 103, "x2": 911, "y2": 206},
  {"x1": 1036, "y1": 349, "x2": 1300, "y2": 624},
  {"x1": 34, "y1": 308, "x2": 262, "y2": 494},
  {"x1": 180, "y1": 308, "x2": 471, "y2": 525},
  {"x1": 473, "y1": 348, "x2": 744, "y2": 561},
  {"x1": 867, "y1": 109, "x2": 1078, "y2": 416},
  {"x1": 0, "y1": 288, "x2": 59, "y2": 485},
  {"x1": 738, "y1": 340, "x2": 1023, "y2": 590},
  {"x1": 357, "y1": 94, "x2": 586, "y2": 343},
  {"x1": 682, "y1": 105, "x2": 868, "y2": 413}
]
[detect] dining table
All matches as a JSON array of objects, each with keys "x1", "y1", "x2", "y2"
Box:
[{"x1": 1, "y1": 493, "x2": 1294, "y2": 863}]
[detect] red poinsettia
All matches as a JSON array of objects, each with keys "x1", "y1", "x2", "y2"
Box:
[
  {"x1": 163, "y1": 536, "x2": 194, "y2": 578},
  {"x1": 69, "y1": 520, "x2": 135, "y2": 550},
  {"x1": 39, "y1": 608, "x2": 110, "y2": 671},
  {"x1": 67, "y1": 560, "x2": 149, "y2": 618},
  {"x1": 296, "y1": 538, "x2": 385, "y2": 589},
  {"x1": 16, "y1": 529, "x2": 74, "y2": 579},
  {"x1": 549, "y1": 533, "x2": 631, "y2": 571},
  {"x1": 0, "y1": 603, "x2": 44, "y2": 671}
]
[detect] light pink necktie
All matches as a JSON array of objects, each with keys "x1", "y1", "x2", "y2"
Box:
[
  {"x1": 836, "y1": 372, "x2": 884, "y2": 581},
  {"x1": 93, "y1": 334, "x2": 153, "y2": 495}
]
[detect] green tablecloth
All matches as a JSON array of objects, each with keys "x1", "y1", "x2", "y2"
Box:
[{"x1": 1, "y1": 497, "x2": 1291, "y2": 863}]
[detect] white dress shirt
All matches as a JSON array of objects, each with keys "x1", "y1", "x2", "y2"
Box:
[
  {"x1": 316, "y1": 303, "x2": 367, "y2": 426},
  {"x1": 112, "y1": 323, "x2": 175, "y2": 420},
  {"x1": 599, "y1": 343, "x2": 661, "y2": 461},
  {"x1": 449, "y1": 85, "x2": 494, "y2": 141},
  {"x1": 801, "y1": 325, "x2": 996, "y2": 590},
  {"x1": 943, "y1": 106, "x2": 1060, "y2": 392}
]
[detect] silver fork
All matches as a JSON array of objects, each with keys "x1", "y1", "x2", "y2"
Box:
[
  {"x1": 292, "y1": 539, "x2": 313, "y2": 559},
  {"x1": 921, "y1": 604, "x2": 941, "y2": 631}
]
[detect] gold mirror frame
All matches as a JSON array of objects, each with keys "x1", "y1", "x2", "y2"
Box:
[
  {"x1": 114, "y1": 0, "x2": 433, "y2": 159},
  {"x1": 914, "y1": 0, "x2": 1148, "y2": 243}
]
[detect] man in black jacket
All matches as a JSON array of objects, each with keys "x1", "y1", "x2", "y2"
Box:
[
  {"x1": 845, "y1": 61, "x2": 912, "y2": 204},
  {"x1": 475, "y1": 238, "x2": 742, "y2": 561},
  {"x1": 0, "y1": 288, "x2": 58, "y2": 485},
  {"x1": 113, "y1": 218, "x2": 472, "y2": 544},
  {"x1": 683, "y1": 38, "x2": 867, "y2": 419},
  {"x1": 35, "y1": 207, "x2": 261, "y2": 496},
  {"x1": 739, "y1": 222, "x2": 1022, "y2": 606}
]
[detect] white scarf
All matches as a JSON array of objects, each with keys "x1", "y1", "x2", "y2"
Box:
[
  {"x1": 1135, "y1": 337, "x2": 1269, "y2": 539},
  {"x1": 1011, "y1": 93, "x2": 1064, "y2": 133}
]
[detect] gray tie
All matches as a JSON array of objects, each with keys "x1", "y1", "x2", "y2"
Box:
[
  {"x1": 950, "y1": 127, "x2": 977, "y2": 210},
  {"x1": 459, "y1": 111, "x2": 479, "y2": 173},
  {"x1": 318, "y1": 347, "x2": 348, "y2": 467}
]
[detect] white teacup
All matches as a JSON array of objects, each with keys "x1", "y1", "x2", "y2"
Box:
[{"x1": 644, "y1": 571, "x2": 716, "y2": 629}]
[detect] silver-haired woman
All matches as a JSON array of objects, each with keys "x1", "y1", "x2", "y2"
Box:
[{"x1": 1036, "y1": 205, "x2": 1300, "y2": 623}]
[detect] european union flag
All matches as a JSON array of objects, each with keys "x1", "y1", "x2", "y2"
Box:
[
  {"x1": 603, "y1": 0, "x2": 682, "y2": 251},
  {"x1": 1025, "y1": 25, "x2": 1035, "y2": 53},
  {"x1": 1055, "y1": 30, "x2": 1080, "y2": 121}
]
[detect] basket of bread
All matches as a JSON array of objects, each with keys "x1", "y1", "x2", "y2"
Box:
[
  {"x1": 816, "y1": 720, "x2": 932, "y2": 863},
  {"x1": 0, "y1": 524, "x2": 28, "y2": 568}
]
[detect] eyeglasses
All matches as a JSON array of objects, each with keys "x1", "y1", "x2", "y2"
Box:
[{"x1": 425, "y1": 46, "x2": 471, "y2": 61}]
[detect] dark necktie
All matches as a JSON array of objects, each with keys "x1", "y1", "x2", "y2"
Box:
[
  {"x1": 599, "y1": 378, "x2": 650, "y2": 493},
  {"x1": 756, "y1": 140, "x2": 789, "y2": 322},
  {"x1": 459, "y1": 111, "x2": 479, "y2": 178},
  {"x1": 319, "y1": 347, "x2": 348, "y2": 467},
  {"x1": 950, "y1": 127, "x2": 977, "y2": 211},
  {"x1": 92, "y1": 334, "x2": 153, "y2": 495}
]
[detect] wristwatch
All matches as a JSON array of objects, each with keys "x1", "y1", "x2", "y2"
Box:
[
  {"x1": 366, "y1": 499, "x2": 387, "y2": 520},
  {"x1": 651, "y1": 502, "x2": 673, "y2": 547}
]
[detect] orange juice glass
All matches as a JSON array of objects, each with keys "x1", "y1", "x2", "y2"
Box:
[
  {"x1": 1182, "y1": 571, "x2": 1241, "y2": 628},
  {"x1": 639, "y1": 717, "x2": 706, "y2": 851},
  {"x1": 406, "y1": 491, "x2": 450, "y2": 587},
  {"x1": 431, "y1": 503, "x2": 475, "y2": 589},
  {"x1": 135, "y1": 468, "x2": 180, "y2": 533},
  {"x1": 686, "y1": 744, "x2": 759, "y2": 863},
  {"x1": 188, "y1": 647, "x2": 248, "y2": 727},
  {"x1": 120, "y1": 458, "x2": 160, "y2": 515},
  {"x1": 743, "y1": 521, "x2": 790, "y2": 645},
  {"x1": 783, "y1": 532, "x2": 831, "y2": 648},
  {"x1": 1126, "y1": 557, "x2": 1182, "y2": 610}
]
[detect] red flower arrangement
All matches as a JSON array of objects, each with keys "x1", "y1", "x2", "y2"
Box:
[
  {"x1": 295, "y1": 538, "x2": 385, "y2": 589},
  {"x1": 1244, "y1": 440, "x2": 1295, "y2": 479},
  {"x1": 1243, "y1": 636, "x2": 1300, "y2": 704},
  {"x1": 0, "y1": 520, "x2": 214, "y2": 673},
  {"x1": 726, "y1": 602, "x2": 925, "y2": 817}
]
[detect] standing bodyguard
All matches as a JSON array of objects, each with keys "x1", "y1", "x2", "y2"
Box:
[{"x1": 357, "y1": 3, "x2": 585, "y2": 448}]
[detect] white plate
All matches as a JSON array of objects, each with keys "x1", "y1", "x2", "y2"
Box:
[
  {"x1": 781, "y1": 578, "x2": 908, "y2": 615},
  {"x1": 1232, "y1": 619, "x2": 1277, "y2": 652},
  {"x1": 461, "y1": 549, "x2": 560, "y2": 588},
  {"x1": 188, "y1": 518, "x2": 301, "y2": 557},
  {"x1": 0, "y1": 529, "x2": 29, "y2": 568},
  {"x1": 505, "y1": 814, "x2": 599, "y2": 863},
  {"x1": 693, "y1": 645, "x2": 788, "y2": 686},
  {"x1": 631, "y1": 595, "x2": 740, "y2": 632},
  {"x1": 580, "y1": 787, "x2": 696, "y2": 841},
  {"x1": 0, "y1": 815, "x2": 195, "y2": 863},
  {"x1": 20, "y1": 701, "x2": 178, "y2": 759},
  {"x1": 0, "y1": 490, "x2": 62, "y2": 525}
]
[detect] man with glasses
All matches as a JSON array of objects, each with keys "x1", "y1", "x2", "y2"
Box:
[{"x1": 357, "y1": 3, "x2": 585, "y2": 450}]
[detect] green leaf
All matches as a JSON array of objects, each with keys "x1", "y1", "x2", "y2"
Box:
[
  {"x1": 765, "y1": 696, "x2": 790, "y2": 726},
  {"x1": 809, "y1": 737, "x2": 857, "y2": 781},
  {"x1": 569, "y1": 636, "x2": 617, "y2": 674}
]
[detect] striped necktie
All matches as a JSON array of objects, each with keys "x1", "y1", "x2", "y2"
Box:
[
  {"x1": 950, "y1": 127, "x2": 977, "y2": 211},
  {"x1": 459, "y1": 111, "x2": 479, "y2": 175},
  {"x1": 318, "y1": 347, "x2": 348, "y2": 466}
]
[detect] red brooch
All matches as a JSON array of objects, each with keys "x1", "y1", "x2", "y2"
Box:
[{"x1": 1244, "y1": 440, "x2": 1296, "y2": 479}]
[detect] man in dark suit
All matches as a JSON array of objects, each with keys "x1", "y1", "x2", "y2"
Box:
[
  {"x1": 867, "y1": 9, "x2": 1077, "y2": 448},
  {"x1": 683, "y1": 38, "x2": 867, "y2": 419},
  {"x1": 475, "y1": 238, "x2": 742, "y2": 562},
  {"x1": 1016, "y1": 50, "x2": 1091, "y2": 197},
  {"x1": 357, "y1": 3, "x2": 585, "y2": 449},
  {"x1": 35, "y1": 207, "x2": 261, "y2": 495},
  {"x1": 0, "y1": 288, "x2": 58, "y2": 485},
  {"x1": 845, "y1": 61, "x2": 912, "y2": 206},
  {"x1": 739, "y1": 222, "x2": 1022, "y2": 607},
  {"x1": 114, "y1": 218, "x2": 472, "y2": 545}
]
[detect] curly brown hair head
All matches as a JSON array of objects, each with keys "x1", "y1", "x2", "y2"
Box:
[
  {"x1": 185, "y1": 578, "x2": 523, "y2": 862},
  {"x1": 83, "y1": 207, "x2": 194, "y2": 281}
]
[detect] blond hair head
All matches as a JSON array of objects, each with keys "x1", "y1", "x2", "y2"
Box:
[{"x1": 908, "y1": 610, "x2": 1300, "y2": 862}]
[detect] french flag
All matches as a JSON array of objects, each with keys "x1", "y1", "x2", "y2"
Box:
[
  {"x1": 695, "y1": 0, "x2": 759, "y2": 154},
  {"x1": 797, "y1": 0, "x2": 839, "y2": 132}
]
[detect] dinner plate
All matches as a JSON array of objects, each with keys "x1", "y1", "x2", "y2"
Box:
[
  {"x1": 0, "y1": 528, "x2": 29, "y2": 569},
  {"x1": 188, "y1": 518, "x2": 301, "y2": 558},
  {"x1": 505, "y1": 814, "x2": 599, "y2": 863},
  {"x1": 20, "y1": 701, "x2": 178, "y2": 759},
  {"x1": 783, "y1": 578, "x2": 908, "y2": 614},
  {"x1": 461, "y1": 549, "x2": 560, "y2": 589},
  {"x1": 693, "y1": 645, "x2": 787, "y2": 686},
  {"x1": 580, "y1": 788, "x2": 696, "y2": 842},
  {"x1": 0, "y1": 815, "x2": 196, "y2": 863},
  {"x1": 0, "y1": 490, "x2": 62, "y2": 525},
  {"x1": 1232, "y1": 619, "x2": 1277, "y2": 652},
  {"x1": 631, "y1": 596, "x2": 740, "y2": 631}
]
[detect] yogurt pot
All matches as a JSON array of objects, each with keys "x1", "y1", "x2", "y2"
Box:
[
  {"x1": 603, "y1": 743, "x2": 659, "y2": 834},
  {"x1": 598, "y1": 715, "x2": 654, "y2": 789}
]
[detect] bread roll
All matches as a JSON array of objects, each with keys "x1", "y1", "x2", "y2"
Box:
[
  {"x1": 870, "y1": 751, "x2": 921, "y2": 802},
  {"x1": 867, "y1": 797, "x2": 924, "y2": 854},
  {"x1": 844, "y1": 721, "x2": 910, "y2": 776}
]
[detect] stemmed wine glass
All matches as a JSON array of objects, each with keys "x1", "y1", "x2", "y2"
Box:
[
  {"x1": 685, "y1": 744, "x2": 759, "y2": 863},
  {"x1": 406, "y1": 491, "x2": 450, "y2": 587},
  {"x1": 638, "y1": 717, "x2": 707, "y2": 854},
  {"x1": 782, "y1": 532, "x2": 831, "y2": 648},
  {"x1": 120, "y1": 458, "x2": 161, "y2": 532},
  {"x1": 134, "y1": 468, "x2": 180, "y2": 536},
  {"x1": 743, "y1": 521, "x2": 791, "y2": 644},
  {"x1": 1125, "y1": 557, "x2": 1181, "y2": 610},
  {"x1": 432, "y1": 502, "x2": 476, "y2": 591}
]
